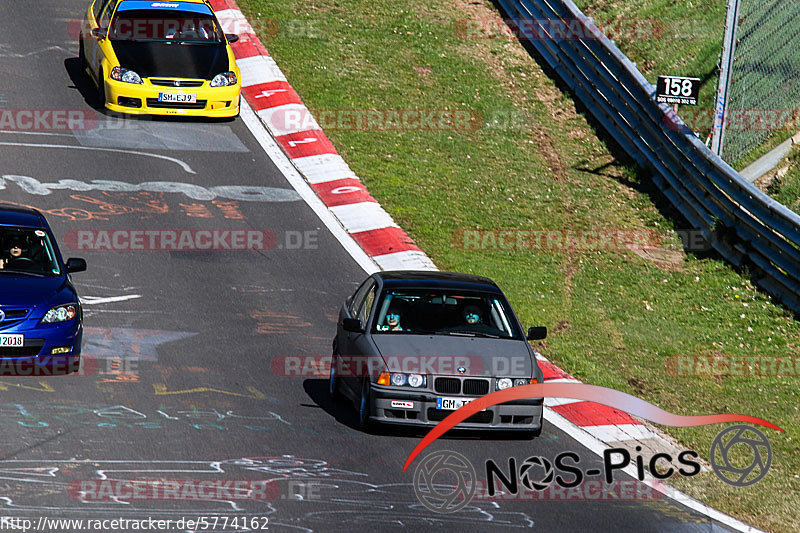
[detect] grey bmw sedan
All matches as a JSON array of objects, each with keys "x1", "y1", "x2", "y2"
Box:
[{"x1": 330, "y1": 271, "x2": 547, "y2": 437}]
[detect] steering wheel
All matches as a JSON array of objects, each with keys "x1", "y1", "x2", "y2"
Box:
[{"x1": 8, "y1": 257, "x2": 36, "y2": 267}]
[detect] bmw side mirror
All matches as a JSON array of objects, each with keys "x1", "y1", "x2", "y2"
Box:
[
  {"x1": 65, "y1": 258, "x2": 87, "y2": 274},
  {"x1": 91, "y1": 27, "x2": 107, "y2": 40},
  {"x1": 343, "y1": 318, "x2": 364, "y2": 334},
  {"x1": 527, "y1": 326, "x2": 547, "y2": 340},
  {"x1": 226, "y1": 33, "x2": 239, "y2": 43}
]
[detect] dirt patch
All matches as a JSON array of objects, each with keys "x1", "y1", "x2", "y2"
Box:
[
  {"x1": 412, "y1": 65, "x2": 432, "y2": 79},
  {"x1": 631, "y1": 247, "x2": 686, "y2": 271}
]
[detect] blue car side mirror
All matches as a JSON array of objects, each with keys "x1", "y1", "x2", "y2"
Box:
[{"x1": 65, "y1": 258, "x2": 87, "y2": 274}]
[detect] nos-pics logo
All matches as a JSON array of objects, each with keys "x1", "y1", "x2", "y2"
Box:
[{"x1": 413, "y1": 425, "x2": 772, "y2": 513}]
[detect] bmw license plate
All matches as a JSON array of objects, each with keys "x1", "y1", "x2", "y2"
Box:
[
  {"x1": 437, "y1": 397, "x2": 473, "y2": 410},
  {"x1": 158, "y1": 93, "x2": 197, "y2": 103},
  {"x1": 0, "y1": 334, "x2": 23, "y2": 347}
]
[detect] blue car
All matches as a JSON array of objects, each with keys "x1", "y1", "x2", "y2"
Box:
[{"x1": 0, "y1": 205, "x2": 86, "y2": 374}]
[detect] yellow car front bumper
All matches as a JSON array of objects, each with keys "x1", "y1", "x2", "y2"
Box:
[{"x1": 103, "y1": 77, "x2": 241, "y2": 118}]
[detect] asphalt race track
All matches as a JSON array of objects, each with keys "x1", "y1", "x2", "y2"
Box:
[{"x1": 0, "y1": 2, "x2": 737, "y2": 531}]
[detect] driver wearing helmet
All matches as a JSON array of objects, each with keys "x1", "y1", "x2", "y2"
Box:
[
  {"x1": 378, "y1": 307, "x2": 404, "y2": 331},
  {"x1": 0, "y1": 236, "x2": 26, "y2": 269}
]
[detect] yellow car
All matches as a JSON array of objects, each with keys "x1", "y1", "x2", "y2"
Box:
[{"x1": 80, "y1": 0, "x2": 241, "y2": 117}]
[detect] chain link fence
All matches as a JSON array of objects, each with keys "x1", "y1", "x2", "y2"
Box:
[{"x1": 722, "y1": 1, "x2": 800, "y2": 163}]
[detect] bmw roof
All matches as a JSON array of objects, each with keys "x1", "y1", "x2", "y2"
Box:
[
  {"x1": 376, "y1": 270, "x2": 502, "y2": 292},
  {"x1": 0, "y1": 204, "x2": 46, "y2": 228}
]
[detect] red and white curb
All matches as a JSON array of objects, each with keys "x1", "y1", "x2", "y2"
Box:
[
  {"x1": 209, "y1": 3, "x2": 753, "y2": 530},
  {"x1": 210, "y1": 1, "x2": 433, "y2": 271}
]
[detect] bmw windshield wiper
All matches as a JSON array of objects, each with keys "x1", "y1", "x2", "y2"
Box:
[{"x1": 443, "y1": 330, "x2": 502, "y2": 339}]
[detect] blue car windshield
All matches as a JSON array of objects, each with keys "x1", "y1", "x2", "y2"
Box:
[
  {"x1": 0, "y1": 227, "x2": 61, "y2": 276},
  {"x1": 371, "y1": 289, "x2": 523, "y2": 339}
]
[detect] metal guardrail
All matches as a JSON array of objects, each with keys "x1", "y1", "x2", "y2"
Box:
[{"x1": 496, "y1": 0, "x2": 800, "y2": 314}]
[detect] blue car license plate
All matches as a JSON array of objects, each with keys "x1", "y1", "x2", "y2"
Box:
[{"x1": 0, "y1": 334, "x2": 24, "y2": 347}]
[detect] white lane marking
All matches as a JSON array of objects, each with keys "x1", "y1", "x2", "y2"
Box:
[
  {"x1": 0, "y1": 142, "x2": 196, "y2": 174},
  {"x1": 80, "y1": 295, "x2": 142, "y2": 305},
  {"x1": 0, "y1": 46, "x2": 71, "y2": 58},
  {"x1": 0, "y1": 130, "x2": 75, "y2": 138},
  {"x1": 239, "y1": 101, "x2": 379, "y2": 274}
]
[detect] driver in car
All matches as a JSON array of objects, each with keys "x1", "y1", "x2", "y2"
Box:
[
  {"x1": 460, "y1": 305, "x2": 503, "y2": 336},
  {"x1": 0, "y1": 237, "x2": 26, "y2": 269},
  {"x1": 378, "y1": 308, "x2": 404, "y2": 331}
]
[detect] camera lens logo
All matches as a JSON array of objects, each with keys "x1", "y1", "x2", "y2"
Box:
[
  {"x1": 413, "y1": 450, "x2": 476, "y2": 513},
  {"x1": 519, "y1": 456, "x2": 554, "y2": 491},
  {"x1": 710, "y1": 425, "x2": 772, "y2": 487}
]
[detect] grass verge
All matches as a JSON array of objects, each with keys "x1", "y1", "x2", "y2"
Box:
[{"x1": 238, "y1": 0, "x2": 799, "y2": 530}]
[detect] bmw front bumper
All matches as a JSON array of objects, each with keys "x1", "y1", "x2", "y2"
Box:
[{"x1": 366, "y1": 383, "x2": 543, "y2": 433}]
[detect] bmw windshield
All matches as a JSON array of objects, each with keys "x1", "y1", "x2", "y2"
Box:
[
  {"x1": 371, "y1": 289, "x2": 523, "y2": 339},
  {"x1": 0, "y1": 227, "x2": 61, "y2": 276}
]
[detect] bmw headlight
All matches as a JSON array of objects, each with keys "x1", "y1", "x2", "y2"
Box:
[
  {"x1": 496, "y1": 377, "x2": 536, "y2": 390},
  {"x1": 408, "y1": 374, "x2": 425, "y2": 387},
  {"x1": 496, "y1": 378, "x2": 513, "y2": 390},
  {"x1": 390, "y1": 373, "x2": 408, "y2": 386},
  {"x1": 387, "y1": 373, "x2": 426, "y2": 387},
  {"x1": 110, "y1": 66, "x2": 143, "y2": 84},
  {"x1": 42, "y1": 304, "x2": 78, "y2": 324},
  {"x1": 210, "y1": 72, "x2": 237, "y2": 87}
]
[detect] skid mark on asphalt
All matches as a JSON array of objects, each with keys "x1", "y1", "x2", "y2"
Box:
[
  {"x1": 0, "y1": 382, "x2": 55, "y2": 393},
  {"x1": 251, "y1": 311, "x2": 312, "y2": 335},
  {"x1": 153, "y1": 384, "x2": 268, "y2": 400},
  {"x1": 72, "y1": 121, "x2": 249, "y2": 152}
]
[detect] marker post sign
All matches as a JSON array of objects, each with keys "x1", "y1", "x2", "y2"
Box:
[{"x1": 656, "y1": 76, "x2": 700, "y2": 106}]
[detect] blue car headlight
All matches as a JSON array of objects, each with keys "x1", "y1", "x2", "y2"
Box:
[
  {"x1": 110, "y1": 66, "x2": 143, "y2": 84},
  {"x1": 41, "y1": 304, "x2": 78, "y2": 324},
  {"x1": 210, "y1": 71, "x2": 237, "y2": 87}
]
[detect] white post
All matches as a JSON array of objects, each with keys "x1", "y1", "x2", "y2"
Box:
[{"x1": 711, "y1": 0, "x2": 742, "y2": 157}]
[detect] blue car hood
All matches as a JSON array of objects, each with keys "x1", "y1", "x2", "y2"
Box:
[{"x1": 0, "y1": 275, "x2": 74, "y2": 314}]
